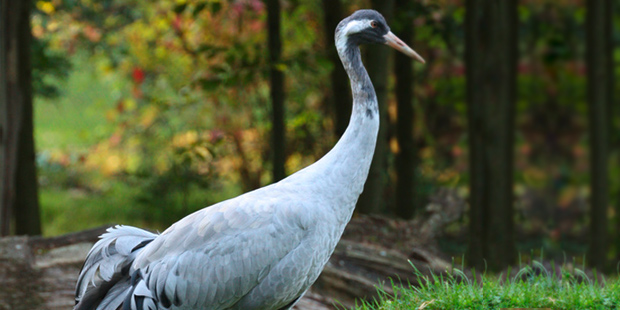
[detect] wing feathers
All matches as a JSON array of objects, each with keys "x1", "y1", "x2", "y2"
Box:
[
  {"x1": 78, "y1": 190, "x2": 315, "y2": 309},
  {"x1": 75, "y1": 225, "x2": 157, "y2": 310},
  {"x1": 97, "y1": 278, "x2": 131, "y2": 310}
]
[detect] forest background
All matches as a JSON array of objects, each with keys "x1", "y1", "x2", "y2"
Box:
[{"x1": 1, "y1": 0, "x2": 619, "y2": 273}]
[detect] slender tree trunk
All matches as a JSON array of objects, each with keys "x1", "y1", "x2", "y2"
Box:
[
  {"x1": 586, "y1": 0, "x2": 612, "y2": 271},
  {"x1": 616, "y1": 1, "x2": 620, "y2": 270},
  {"x1": 266, "y1": 0, "x2": 286, "y2": 182},
  {"x1": 0, "y1": 0, "x2": 41, "y2": 236},
  {"x1": 0, "y1": 0, "x2": 10, "y2": 236},
  {"x1": 321, "y1": 0, "x2": 351, "y2": 137},
  {"x1": 466, "y1": 0, "x2": 517, "y2": 271},
  {"x1": 357, "y1": 0, "x2": 394, "y2": 214},
  {"x1": 616, "y1": 2, "x2": 620, "y2": 268},
  {"x1": 393, "y1": 0, "x2": 416, "y2": 219}
]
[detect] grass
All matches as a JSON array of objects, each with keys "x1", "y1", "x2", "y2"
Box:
[
  {"x1": 39, "y1": 182, "x2": 148, "y2": 236},
  {"x1": 38, "y1": 176, "x2": 240, "y2": 236},
  {"x1": 355, "y1": 262, "x2": 620, "y2": 310},
  {"x1": 35, "y1": 52, "x2": 126, "y2": 151}
]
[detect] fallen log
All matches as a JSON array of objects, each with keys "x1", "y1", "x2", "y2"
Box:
[
  {"x1": 28, "y1": 224, "x2": 112, "y2": 252},
  {"x1": 312, "y1": 239, "x2": 450, "y2": 307}
]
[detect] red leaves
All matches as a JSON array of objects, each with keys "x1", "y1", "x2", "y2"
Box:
[
  {"x1": 132, "y1": 67, "x2": 145, "y2": 98},
  {"x1": 132, "y1": 67, "x2": 145, "y2": 85}
]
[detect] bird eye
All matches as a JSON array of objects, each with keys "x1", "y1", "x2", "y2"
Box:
[{"x1": 370, "y1": 21, "x2": 378, "y2": 28}]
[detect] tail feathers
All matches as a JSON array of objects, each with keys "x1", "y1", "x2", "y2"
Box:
[
  {"x1": 75, "y1": 273, "x2": 130, "y2": 310},
  {"x1": 75, "y1": 225, "x2": 157, "y2": 310},
  {"x1": 122, "y1": 272, "x2": 158, "y2": 310},
  {"x1": 98, "y1": 277, "x2": 133, "y2": 310}
]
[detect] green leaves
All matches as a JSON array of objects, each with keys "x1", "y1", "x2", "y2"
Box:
[
  {"x1": 31, "y1": 37, "x2": 71, "y2": 99},
  {"x1": 173, "y1": 3, "x2": 188, "y2": 14}
]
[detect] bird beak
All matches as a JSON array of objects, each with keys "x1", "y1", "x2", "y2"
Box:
[{"x1": 384, "y1": 31, "x2": 425, "y2": 64}]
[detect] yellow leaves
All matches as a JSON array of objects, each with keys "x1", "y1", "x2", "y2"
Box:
[
  {"x1": 388, "y1": 100, "x2": 398, "y2": 120},
  {"x1": 390, "y1": 137, "x2": 400, "y2": 154},
  {"x1": 36, "y1": 1, "x2": 55, "y2": 14},
  {"x1": 125, "y1": 153, "x2": 141, "y2": 174},
  {"x1": 140, "y1": 106, "x2": 159, "y2": 128},
  {"x1": 417, "y1": 146, "x2": 462, "y2": 186},
  {"x1": 194, "y1": 146, "x2": 210, "y2": 160},
  {"x1": 103, "y1": 154, "x2": 123, "y2": 176},
  {"x1": 124, "y1": 98, "x2": 137, "y2": 112},
  {"x1": 285, "y1": 153, "x2": 316, "y2": 174},
  {"x1": 274, "y1": 63, "x2": 288, "y2": 72},
  {"x1": 32, "y1": 25, "x2": 45, "y2": 39},
  {"x1": 124, "y1": 20, "x2": 159, "y2": 69},
  {"x1": 31, "y1": 14, "x2": 45, "y2": 38},
  {"x1": 106, "y1": 33, "x2": 121, "y2": 47},
  {"x1": 47, "y1": 149, "x2": 71, "y2": 167},
  {"x1": 420, "y1": 147, "x2": 435, "y2": 160},
  {"x1": 240, "y1": 128, "x2": 260, "y2": 144},
  {"x1": 105, "y1": 109, "x2": 118, "y2": 122},
  {"x1": 96, "y1": 58, "x2": 114, "y2": 76},
  {"x1": 436, "y1": 169, "x2": 460, "y2": 185},
  {"x1": 558, "y1": 186, "x2": 578, "y2": 208},
  {"x1": 104, "y1": 15, "x2": 119, "y2": 28},
  {"x1": 85, "y1": 141, "x2": 125, "y2": 176},
  {"x1": 155, "y1": 17, "x2": 170, "y2": 32},
  {"x1": 83, "y1": 130, "x2": 144, "y2": 176},
  {"x1": 154, "y1": 157, "x2": 170, "y2": 174},
  {"x1": 155, "y1": 46, "x2": 168, "y2": 60},
  {"x1": 285, "y1": 153, "x2": 303, "y2": 174},
  {"x1": 172, "y1": 130, "x2": 199, "y2": 148},
  {"x1": 171, "y1": 130, "x2": 215, "y2": 174},
  {"x1": 47, "y1": 21, "x2": 59, "y2": 32},
  {"x1": 523, "y1": 167, "x2": 547, "y2": 188}
]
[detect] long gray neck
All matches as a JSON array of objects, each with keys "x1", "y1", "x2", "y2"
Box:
[
  {"x1": 282, "y1": 36, "x2": 380, "y2": 221},
  {"x1": 338, "y1": 43, "x2": 379, "y2": 119}
]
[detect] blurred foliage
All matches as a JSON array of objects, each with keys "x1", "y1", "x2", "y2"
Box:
[
  {"x1": 33, "y1": 0, "x2": 339, "y2": 234},
  {"x1": 31, "y1": 14, "x2": 71, "y2": 98},
  {"x1": 32, "y1": 0, "x2": 620, "y2": 263}
]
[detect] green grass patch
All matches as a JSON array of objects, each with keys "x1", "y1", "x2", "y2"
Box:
[
  {"x1": 40, "y1": 183, "x2": 146, "y2": 236},
  {"x1": 39, "y1": 178, "x2": 239, "y2": 237},
  {"x1": 35, "y1": 52, "x2": 127, "y2": 151},
  {"x1": 356, "y1": 263, "x2": 620, "y2": 310}
]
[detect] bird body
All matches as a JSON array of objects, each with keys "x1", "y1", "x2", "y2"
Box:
[{"x1": 75, "y1": 9, "x2": 423, "y2": 310}]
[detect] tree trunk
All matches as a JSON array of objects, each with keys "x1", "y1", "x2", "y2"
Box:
[
  {"x1": 357, "y1": 0, "x2": 394, "y2": 215},
  {"x1": 0, "y1": 0, "x2": 10, "y2": 236},
  {"x1": 266, "y1": 0, "x2": 286, "y2": 182},
  {"x1": 0, "y1": 0, "x2": 41, "y2": 236},
  {"x1": 321, "y1": 0, "x2": 351, "y2": 137},
  {"x1": 393, "y1": 0, "x2": 417, "y2": 219},
  {"x1": 466, "y1": 0, "x2": 517, "y2": 271},
  {"x1": 586, "y1": 0, "x2": 612, "y2": 271},
  {"x1": 616, "y1": 0, "x2": 620, "y2": 270}
]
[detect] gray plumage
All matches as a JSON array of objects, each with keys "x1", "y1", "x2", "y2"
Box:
[{"x1": 75, "y1": 9, "x2": 423, "y2": 310}]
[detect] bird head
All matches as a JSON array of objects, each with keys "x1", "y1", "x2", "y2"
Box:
[{"x1": 336, "y1": 9, "x2": 425, "y2": 63}]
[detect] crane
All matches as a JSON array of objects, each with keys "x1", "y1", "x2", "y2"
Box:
[{"x1": 74, "y1": 9, "x2": 424, "y2": 310}]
